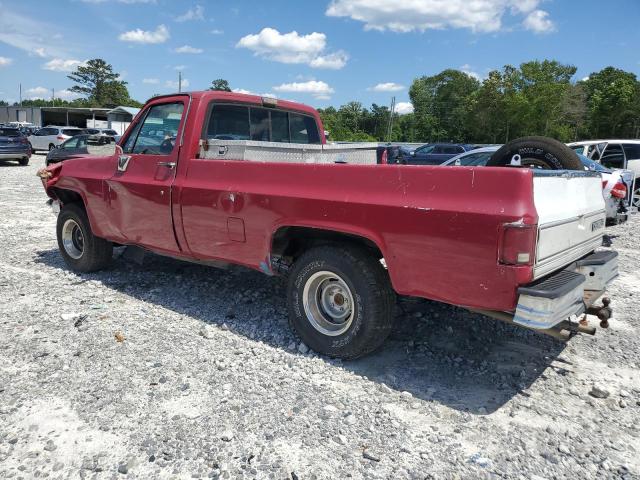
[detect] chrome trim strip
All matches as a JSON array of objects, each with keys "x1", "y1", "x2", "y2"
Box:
[{"x1": 539, "y1": 209, "x2": 606, "y2": 230}]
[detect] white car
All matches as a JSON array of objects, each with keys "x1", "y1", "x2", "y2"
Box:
[
  {"x1": 443, "y1": 146, "x2": 632, "y2": 224},
  {"x1": 28, "y1": 126, "x2": 83, "y2": 152},
  {"x1": 567, "y1": 140, "x2": 640, "y2": 208}
]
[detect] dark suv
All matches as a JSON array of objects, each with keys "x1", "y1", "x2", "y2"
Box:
[
  {"x1": 407, "y1": 143, "x2": 475, "y2": 165},
  {"x1": 0, "y1": 127, "x2": 31, "y2": 166}
]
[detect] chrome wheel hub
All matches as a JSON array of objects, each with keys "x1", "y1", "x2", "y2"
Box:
[
  {"x1": 302, "y1": 271, "x2": 354, "y2": 336},
  {"x1": 61, "y1": 219, "x2": 84, "y2": 259}
]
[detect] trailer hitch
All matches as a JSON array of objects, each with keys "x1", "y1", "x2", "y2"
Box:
[{"x1": 584, "y1": 297, "x2": 612, "y2": 328}]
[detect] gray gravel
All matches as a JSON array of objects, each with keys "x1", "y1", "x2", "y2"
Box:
[{"x1": 1, "y1": 155, "x2": 640, "y2": 479}]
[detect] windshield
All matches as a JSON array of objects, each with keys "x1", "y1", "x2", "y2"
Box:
[
  {"x1": 0, "y1": 128, "x2": 21, "y2": 137},
  {"x1": 62, "y1": 129, "x2": 83, "y2": 136},
  {"x1": 578, "y1": 154, "x2": 611, "y2": 173}
]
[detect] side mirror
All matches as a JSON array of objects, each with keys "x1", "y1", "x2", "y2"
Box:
[{"x1": 410, "y1": 151, "x2": 416, "y2": 157}]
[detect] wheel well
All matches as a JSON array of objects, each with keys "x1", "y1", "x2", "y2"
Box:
[
  {"x1": 271, "y1": 226, "x2": 384, "y2": 270},
  {"x1": 52, "y1": 188, "x2": 85, "y2": 210}
]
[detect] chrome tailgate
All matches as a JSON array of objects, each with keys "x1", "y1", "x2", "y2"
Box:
[{"x1": 533, "y1": 171, "x2": 605, "y2": 279}]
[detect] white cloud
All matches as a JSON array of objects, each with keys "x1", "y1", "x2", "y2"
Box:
[
  {"x1": 0, "y1": 10, "x2": 70, "y2": 58},
  {"x1": 395, "y1": 102, "x2": 414, "y2": 115},
  {"x1": 56, "y1": 89, "x2": 81, "y2": 100},
  {"x1": 176, "y1": 5, "x2": 205, "y2": 22},
  {"x1": 173, "y1": 65, "x2": 186, "y2": 71},
  {"x1": 273, "y1": 80, "x2": 334, "y2": 99},
  {"x1": 119, "y1": 24, "x2": 169, "y2": 44},
  {"x1": 210, "y1": 29, "x2": 224, "y2": 35},
  {"x1": 26, "y1": 86, "x2": 49, "y2": 99},
  {"x1": 165, "y1": 78, "x2": 189, "y2": 90},
  {"x1": 81, "y1": 0, "x2": 156, "y2": 3},
  {"x1": 232, "y1": 88, "x2": 276, "y2": 98},
  {"x1": 523, "y1": 10, "x2": 555, "y2": 33},
  {"x1": 174, "y1": 45, "x2": 203, "y2": 54},
  {"x1": 237, "y1": 27, "x2": 348, "y2": 69},
  {"x1": 326, "y1": 0, "x2": 547, "y2": 33},
  {"x1": 43, "y1": 58, "x2": 86, "y2": 72},
  {"x1": 0, "y1": 56, "x2": 12, "y2": 67},
  {"x1": 143, "y1": 78, "x2": 160, "y2": 84},
  {"x1": 368, "y1": 82, "x2": 404, "y2": 92},
  {"x1": 460, "y1": 64, "x2": 482, "y2": 80},
  {"x1": 309, "y1": 52, "x2": 348, "y2": 70}
]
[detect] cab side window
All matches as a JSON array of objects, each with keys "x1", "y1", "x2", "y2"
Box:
[{"x1": 123, "y1": 102, "x2": 184, "y2": 155}]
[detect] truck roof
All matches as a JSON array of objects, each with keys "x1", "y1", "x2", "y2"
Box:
[{"x1": 150, "y1": 91, "x2": 320, "y2": 117}]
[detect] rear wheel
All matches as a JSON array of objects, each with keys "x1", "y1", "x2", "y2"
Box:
[
  {"x1": 633, "y1": 185, "x2": 640, "y2": 209},
  {"x1": 487, "y1": 136, "x2": 583, "y2": 170},
  {"x1": 48, "y1": 143, "x2": 55, "y2": 151},
  {"x1": 287, "y1": 245, "x2": 395, "y2": 359},
  {"x1": 57, "y1": 203, "x2": 113, "y2": 272},
  {"x1": 18, "y1": 157, "x2": 29, "y2": 166}
]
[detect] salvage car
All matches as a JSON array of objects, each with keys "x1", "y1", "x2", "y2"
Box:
[
  {"x1": 568, "y1": 140, "x2": 640, "y2": 208},
  {"x1": 404, "y1": 143, "x2": 475, "y2": 165},
  {"x1": 443, "y1": 146, "x2": 632, "y2": 224},
  {"x1": 0, "y1": 127, "x2": 31, "y2": 165},
  {"x1": 46, "y1": 134, "x2": 116, "y2": 166},
  {"x1": 38, "y1": 93, "x2": 618, "y2": 358},
  {"x1": 28, "y1": 126, "x2": 83, "y2": 152}
]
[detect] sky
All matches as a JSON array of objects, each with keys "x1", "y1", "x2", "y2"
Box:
[{"x1": 0, "y1": 0, "x2": 639, "y2": 114}]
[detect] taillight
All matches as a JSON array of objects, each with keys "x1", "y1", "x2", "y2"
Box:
[
  {"x1": 498, "y1": 222, "x2": 537, "y2": 265},
  {"x1": 610, "y1": 182, "x2": 627, "y2": 199},
  {"x1": 57, "y1": 135, "x2": 67, "y2": 140}
]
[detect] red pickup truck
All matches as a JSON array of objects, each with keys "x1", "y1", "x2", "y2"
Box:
[{"x1": 39, "y1": 91, "x2": 618, "y2": 358}]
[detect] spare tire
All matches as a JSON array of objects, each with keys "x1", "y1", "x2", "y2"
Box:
[{"x1": 487, "y1": 136, "x2": 583, "y2": 170}]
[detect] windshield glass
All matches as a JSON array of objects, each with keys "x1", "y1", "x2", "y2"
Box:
[{"x1": 0, "y1": 128, "x2": 21, "y2": 137}]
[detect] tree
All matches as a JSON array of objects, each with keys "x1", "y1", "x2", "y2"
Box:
[
  {"x1": 410, "y1": 69, "x2": 480, "y2": 142},
  {"x1": 210, "y1": 79, "x2": 231, "y2": 92},
  {"x1": 0, "y1": 100, "x2": 8, "y2": 107},
  {"x1": 67, "y1": 58, "x2": 135, "y2": 107},
  {"x1": 582, "y1": 67, "x2": 640, "y2": 138}
]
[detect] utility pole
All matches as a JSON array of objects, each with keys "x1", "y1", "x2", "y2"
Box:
[
  {"x1": 178, "y1": 71, "x2": 182, "y2": 93},
  {"x1": 386, "y1": 96, "x2": 396, "y2": 142},
  {"x1": 19, "y1": 83, "x2": 22, "y2": 107},
  {"x1": 52, "y1": 88, "x2": 55, "y2": 107}
]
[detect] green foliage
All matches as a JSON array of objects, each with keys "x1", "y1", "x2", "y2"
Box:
[
  {"x1": 210, "y1": 79, "x2": 232, "y2": 92},
  {"x1": 67, "y1": 58, "x2": 139, "y2": 108}
]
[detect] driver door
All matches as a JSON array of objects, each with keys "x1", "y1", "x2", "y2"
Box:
[{"x1": 106, "y1": 99, "x2": 186, "y2": 253}]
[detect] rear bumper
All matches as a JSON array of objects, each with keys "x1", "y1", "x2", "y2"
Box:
[
  {"x1": 0, "y1": 151, "x2": 30, "y2": 159},
  {"x1": 514, "y1": 250, "x2": 618, "y2": 330}
]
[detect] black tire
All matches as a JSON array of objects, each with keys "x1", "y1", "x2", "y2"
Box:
[
  {"x1": 19, "y1": 157, "x2": 29, "y2": 166},
  {"x1": 56, "y1": 203, "x2": 113, "y2": 272},
  {"x1": 487, "y1": 136, "x2": 583, "y2": 170},
  {"x1": 287, "y1": 245, "x2": 395, "y2": 359},
  {"x1": 48, "y1": 144, "x2": 55, "y2": 151}
]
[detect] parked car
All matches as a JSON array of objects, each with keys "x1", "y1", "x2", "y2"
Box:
[
  {"x1": 28, "y1": 126, "x2": 83, "y2": 152},
  {"x1": 39, "y1": 91, "x2": 617, "y2": 358},
  {"x1": 0, "y1": 127, "x2": 31, "y2": 166},
  {"x1": 443, "y1": 146, "x2": 632, "y2": 224},
  {"x1": 45, "y1": 134, "x2": 116, "y2": 166},
  {"x1": 404, "y1": 143, "x2": 475, "y2": 165},
  {"x1": 568, "y1": 140, "x2": 640, "y2": 208},
  {"x1": 83, "y1": 128, "x2": 119, "y2": 139}
]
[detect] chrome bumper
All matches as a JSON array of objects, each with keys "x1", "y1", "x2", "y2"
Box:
[{"x1": 514, "y1": 250, "x2": 618, "y2": 330}]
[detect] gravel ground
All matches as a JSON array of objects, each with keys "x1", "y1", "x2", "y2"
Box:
[{"x1": 1, "y1": 155, "x2": 639, "y2": 479}]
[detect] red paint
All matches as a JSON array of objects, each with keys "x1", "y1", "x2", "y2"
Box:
[{"x1": 43, "y1": 91, "x2": 540, "y2": 312}]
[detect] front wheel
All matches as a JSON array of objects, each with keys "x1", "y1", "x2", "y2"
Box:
[
  {"x1": 633, "y1": 185, "x2": 640, "y2": 209},
  {"x1": 19, "y1": 157, "x2": 29, "y2": 166},
  {"x1": 56, "y1": 203, "x2": 113, "y2": 272},
  {"x1": 287, "y1": 245, "x2": 395, "y2": 359},
  {"x1": 487, "y1": 136, "x2": 583, "y2": 170}
]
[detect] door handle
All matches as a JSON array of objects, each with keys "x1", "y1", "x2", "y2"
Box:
[{"x1": 157, "y1": 161, "x2": 176, "y2": 169}]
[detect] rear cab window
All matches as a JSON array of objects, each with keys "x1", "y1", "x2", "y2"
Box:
[
  {"x1": 622, "y1": 144, "x2": 640, "y2": 160},
  {"x1": 205, "y1": 103, "x2": 321, "y2": 145},
  {"x1": 0, "y1": 128, "x2": 21, "y2": 137}
]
